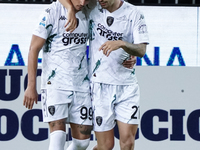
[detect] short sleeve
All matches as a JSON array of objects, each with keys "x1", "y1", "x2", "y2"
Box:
[
  {"x1": 132, "y1": 10, "x2": 149, "y2": 44},
  {"x1": 33, "y1": 5, "x2": 55, "y2": 40}
]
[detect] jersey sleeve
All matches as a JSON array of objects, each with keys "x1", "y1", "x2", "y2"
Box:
[
  {"x1": 33, "y1": 5, "x2": 55, "y2": 40},
  {"x1": 132, "y1": 10, "x2": 149, "y2": 44}
]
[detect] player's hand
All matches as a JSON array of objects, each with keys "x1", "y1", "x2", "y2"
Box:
[
  {"x1": 65, "y1": 7, "x2": 77, "y2": 32},
  {"x1": 23, "y1": 86, "x2": 38, "y2": 109},
  {"x1": 123, "y1": 55, "x2": 137, "y2": 69},
  {"x1": 99, "y1": 40, "x2": 123, "y2": 57}
]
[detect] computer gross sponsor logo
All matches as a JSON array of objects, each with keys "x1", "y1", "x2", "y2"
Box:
[{"x1": 62, "y1": 33, "x2": 88, "y2": 46}]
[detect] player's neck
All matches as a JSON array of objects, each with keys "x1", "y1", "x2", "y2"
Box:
[{"x1": 107, "y1": 0, "x2": 123, "y2": 13}]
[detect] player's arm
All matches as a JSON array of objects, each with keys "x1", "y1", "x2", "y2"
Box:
[
  {"x1": 123, "y1": 55, "x2": 137, "y2": 69},
  {"x1": 121, "y1": 41, "x2": 147, "y2": 57},
  {"x1": 99, "y1": 40, "x2": 147, "y2": 58},
  {"x1": 100, "y1": 9, "x2": 148, "y2": 58},
  {"x1": 23, "y1": 35, "x2": 45, "y2": 109},
  {"x1": 59, "y1": 0, "x2": 77, "y2": 32}
]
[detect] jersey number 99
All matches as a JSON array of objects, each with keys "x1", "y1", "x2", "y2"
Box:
[{"x1": 80, "y1": 107, "x2": 93, "y2": 120}]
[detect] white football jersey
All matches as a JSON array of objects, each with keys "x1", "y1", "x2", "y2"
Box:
[
  {"x1": 33, "y1": 1, "x2": 90, "y2": 92},
  {"x1": 88, "y1": 1, "x2": 149, "y2": 85}
]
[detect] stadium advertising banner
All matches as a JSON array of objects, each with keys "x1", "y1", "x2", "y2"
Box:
[
  {"x1": 139, "y1": 6, "x2": 199, "y2": 66},
  {"x1": 0, "y1": 3, "x2": 200, "y2": 150},
  {"x1": 0, "y1": 4, "x2": 199, "y2": 66},
  {"x1": 0, "y1": 66, "x2": 200, "y2": 150}
]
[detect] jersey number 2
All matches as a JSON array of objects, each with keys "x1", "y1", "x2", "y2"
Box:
[{"x1": 131, "y1": 106, "x2": 139, "y2": 119}]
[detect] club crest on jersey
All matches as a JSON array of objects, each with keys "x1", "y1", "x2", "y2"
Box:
[
  {"x1": 96, "y1": 116, "x2": 103, "y2": 126},
  {"x1": 107, "y1": 16, "x2": 114, "y2": 26},
  {"x1": 48, "y1": 106, "x2": 55, "y2": 116}
]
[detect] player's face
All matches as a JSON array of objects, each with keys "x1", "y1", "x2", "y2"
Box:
[
  {"x1": 98, "y1": 0, "x2": 115, "y2": 9},
  {"x1": 71, "y1": 0, "x2": 90, "y2": 11}
]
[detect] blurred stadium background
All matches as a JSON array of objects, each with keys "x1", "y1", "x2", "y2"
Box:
[{"x1": 0, "y1": 0, "x2": 200, "y2": 5}]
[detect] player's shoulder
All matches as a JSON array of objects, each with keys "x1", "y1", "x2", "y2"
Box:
[
  {"x1": 43, "y1": 1, "x2": 62, "y2": 14},
  {"x1": 123, "y1": 1, "x2": 143, "y2": 15}
]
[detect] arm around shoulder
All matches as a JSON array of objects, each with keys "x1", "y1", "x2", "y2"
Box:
[{"x1": 58, "y1": 0, "x2": 77, "y2": 32}]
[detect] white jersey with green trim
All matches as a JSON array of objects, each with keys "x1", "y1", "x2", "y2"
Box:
[
  {"x1": 88, "y1": 1, "x2": 149, "y2": 85},
  {"x1": 33, "y1": 1, "x2": 89, "y2": 92}
]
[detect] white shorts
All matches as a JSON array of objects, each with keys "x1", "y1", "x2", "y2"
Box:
[
  {"x1": 91, "y1": 82, "x2": 140, "y2": 132},
  {"x1": 41, "y1": 88, "x2": 92, "y2": 126}
]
